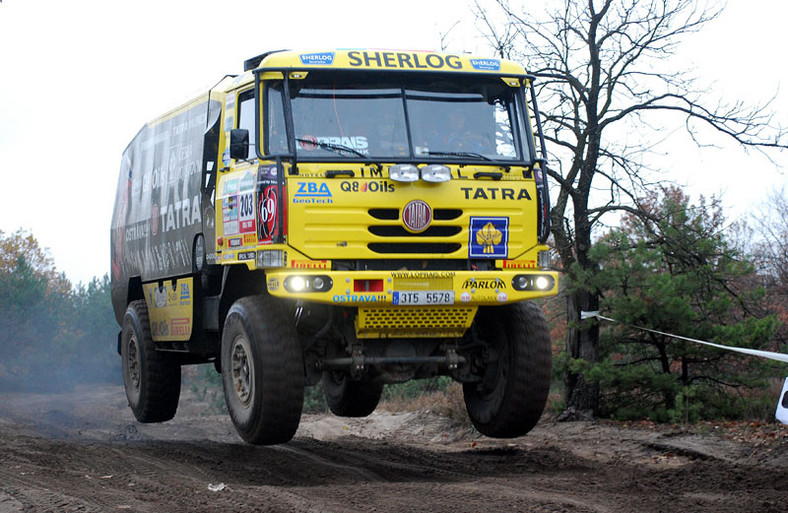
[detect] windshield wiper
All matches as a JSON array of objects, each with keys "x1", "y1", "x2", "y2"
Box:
[
  {"x1": 295, "y1": 138, "x2": 381, "y2": 171},
  {"x1": 424, "y1": 150, "x2": 494, "y2": 161}
]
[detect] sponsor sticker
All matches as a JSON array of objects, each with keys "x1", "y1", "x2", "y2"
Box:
[
  {"x1": 222, "y1": 178, "x2": 239, "y2": 196},
  {"x1": 391, "y1": 271, "x2": 455, "y2": 279},
  {"x1": 238, "y1": 192, "x2": 256, "y2": 233},
  {"x1": 347, "y1": 51, "x2": 463, "y2": 70},
  {"x1": 469, "y1": 217, "x2": 509, "y2": 258},
  {"x1": 462, "y1": 277, "x2": 506, "y2": 289},
  {"x1": 291, "y1": 259, "x2": 330, "y2": 269},
  {"x1": 293, "y1": 182, "x2": 333, "y2": 204},
  {"x1": 258, "y1": 186, "x2": 279, "y2": 242},
  {"x1": 180, "y1": 282, "x2": 190, "y2": 301},
  {"x1": 222, "y1": 195, "x2": 239, "y2": 235},
  {"x1": 470, "y1": 58, "x2": 501, "y2": 71},
  {"x1": 300, "y1": 52, "x2": 335, "y2": 65},
  {"x1": 502, "y1": 260, "x2": 537, "y2": 269},
  {"x1": 239, "y1": 171, "x2": 255, "y2": 192},
  {"x1": 332, "y1": 293, "x2": 387, "y2": 303},
  {"x1": 340, "y1": 180, "x2": 395, "y2": 193},
  {"x1": 170, "y1": 318, "x2": 191, "y2": 337}
]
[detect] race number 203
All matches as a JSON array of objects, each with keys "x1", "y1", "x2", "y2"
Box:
[{"x1": 392, "y1": 291, "x2": 455, "y2": 306}]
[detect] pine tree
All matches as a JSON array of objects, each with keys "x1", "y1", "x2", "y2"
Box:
[{"x1": 586, "y1": 188, "x2": 778, "y2": 421}]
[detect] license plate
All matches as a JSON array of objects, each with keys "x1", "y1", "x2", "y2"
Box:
[{"x1": 392, "y1": 291, "x2": 455, "y2": 306}]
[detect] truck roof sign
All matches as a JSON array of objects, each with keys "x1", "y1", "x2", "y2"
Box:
[{"x1": 254, "y1": 49, "x2": 525, "y2": 75}]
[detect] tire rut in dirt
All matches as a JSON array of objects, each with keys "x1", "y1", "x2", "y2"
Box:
[{"x1": 2, "y1": 430, "x2": 786, "y2": 513}]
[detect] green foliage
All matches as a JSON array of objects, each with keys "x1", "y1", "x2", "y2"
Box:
[
  {"x1": 303, "y1": 384, "x2": 328, "y2": 414},
  {"x1": 585, "y1": 188, "x2": 779, "y2": 422},
  {"x1": 0, "y1": 230, "x2": 120, "y2": 391},
  {"x1": 382, "y1": 376, "x2": 453, "y2": 402},
  {"x1": 187, "y1": 365, "x2": 226, "y2": 414}
]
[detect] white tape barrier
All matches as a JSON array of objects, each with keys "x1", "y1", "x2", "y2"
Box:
[
  {"x1": 581, "y1": 311, "x2": 788, "y2": 425},
  {"x1": 581, "y1": 311, "x2": 788, "y2": 364}
]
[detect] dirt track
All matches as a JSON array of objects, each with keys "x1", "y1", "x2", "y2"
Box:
[{"x1": 1, "y1": 385, "x2": 786, "y2": 513}]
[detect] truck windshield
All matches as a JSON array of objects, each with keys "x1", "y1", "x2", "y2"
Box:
[{"x1": 265, "y1": 73, "x2": 533, "y2": 164}]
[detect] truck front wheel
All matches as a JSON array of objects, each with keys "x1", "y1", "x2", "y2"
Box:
[
  {"x1": 221, "y1": 296, "x2": 305, "y2": 445},
  {"x1": 323, "y1": 371, "x2": 383, "y2": 417},
  {"x1": 463, "y1": 302, "x2": 552, "y2": 438},
  {"x1": 121, "y1": 300, "x2": 181, "y2": 423}
]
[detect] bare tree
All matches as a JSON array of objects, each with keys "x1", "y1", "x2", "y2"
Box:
[
  {"x1": 752, "y1": 188, "x2": 788, "y2": 347},
  {"x1": 474, "y1": 0, "x2": 788, "y2": 419}
]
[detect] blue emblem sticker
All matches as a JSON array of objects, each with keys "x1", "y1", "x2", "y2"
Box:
[
  {"x1": 292, "y1": 182, "x2": 333, "y2": 204},
  {"x1": 300, "y1": 52, "x2": 335, "y2": 65},
  {"x1": 469, "y1": 217, "x2": 509, "y2": 258},
  {"x1": 470, "y1": 58, "x2": 500, "y2": 71}
]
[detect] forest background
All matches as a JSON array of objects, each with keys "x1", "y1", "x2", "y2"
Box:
[{"x1": 2, "y1": 184, "x2": 786, "y2": 424}]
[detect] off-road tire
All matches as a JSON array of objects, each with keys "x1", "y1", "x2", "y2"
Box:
[
  {"x1": 323, "y1": 371, "x2": 384, "y2": 417},
  {"x1": 463, "y1": 302, "x2": 552, "y2": 438},
  {"x1": 121, "y1": 300, "x2": 181, "y2": 423},
  {"x1": 221, "y1": 295, "x2": 304, "y2": 445}
]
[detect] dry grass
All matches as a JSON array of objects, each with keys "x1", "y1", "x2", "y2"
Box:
[{"x1": 380, "y1": 381, "x2": 472, "y2": 428}]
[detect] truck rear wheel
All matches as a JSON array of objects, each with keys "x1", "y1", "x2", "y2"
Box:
[
  {"x1": 221, "y1": 295, "x2": 304, "y2": 445},
  {"x1": 323, "y1": 371, "x2": 383, "y2": 417},
  {"x1": 463, "y1": 302, "x2": 552, "y2": 438},
  {"x1": 121, "y1": 300, "x2": 181, "y2": 423}
]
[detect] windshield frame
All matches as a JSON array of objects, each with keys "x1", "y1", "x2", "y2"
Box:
[{"x1": 257, "y1": 69, "x2": 538, "y2": 167}]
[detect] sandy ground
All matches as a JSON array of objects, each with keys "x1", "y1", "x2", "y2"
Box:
[{"x1": 0, "y1": 384, "x2": 786, "y2": 512}]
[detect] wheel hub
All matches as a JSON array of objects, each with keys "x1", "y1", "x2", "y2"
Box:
[
  {"x1": 127, "y1": 335, "x2": 141, "y2": 391},
  {"x1": 231, "y1": 337, "x2": 253, "y2": 407}
]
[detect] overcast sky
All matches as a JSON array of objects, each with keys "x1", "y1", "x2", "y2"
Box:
[{"x1": 0, "y1": 0, "x2": 785, "y2": 285}]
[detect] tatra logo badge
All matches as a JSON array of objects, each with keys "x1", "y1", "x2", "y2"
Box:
[{"x1": 402, "y1": 199, "x2": 432, "y2": 233}]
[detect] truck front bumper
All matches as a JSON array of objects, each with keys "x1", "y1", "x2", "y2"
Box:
[
  {"x1": 265, "y1": 268, "x2": 558, "y2": 306},
  {"x1": 266, "y1": 268, "x2": 557, "y2": 338}
]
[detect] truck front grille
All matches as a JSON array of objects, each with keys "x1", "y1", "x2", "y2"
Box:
[
  {"x1": 368, "y1": 242, "x2": 462, "y2": 254},
  {"x1": 367, "y1": 208, "x2": 464, "y2": 255},
  {"x1": 368, "y1": 208, "x2": 463, "y2": 221}
]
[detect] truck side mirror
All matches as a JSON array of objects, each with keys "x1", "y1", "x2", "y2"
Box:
[{"x1": 230, "y1": 129, "x2": 249, "y2": 160}]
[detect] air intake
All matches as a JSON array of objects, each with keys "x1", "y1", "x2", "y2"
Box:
[{"x1": 243, "y1": 49, "x2": 289, "y2": 71}]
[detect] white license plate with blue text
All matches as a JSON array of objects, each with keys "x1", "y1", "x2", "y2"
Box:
[{"x1": 392, "y1": 291, "x2": 455, "y2": 306}]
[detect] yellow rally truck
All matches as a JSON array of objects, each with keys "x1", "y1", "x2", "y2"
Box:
[{"x1": 111, "y1": 49, "x2": 558, "y2": 445}]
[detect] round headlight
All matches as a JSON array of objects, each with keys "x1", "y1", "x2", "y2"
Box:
[
  {"x1": 535, "y1": 276, "x2": 551, "y2": 290},
  {"x1": 290, "y1": 276, "x2": 306, "y2": 292}
]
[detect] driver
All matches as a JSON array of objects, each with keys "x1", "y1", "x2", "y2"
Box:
[{"x1": 444, "y1": 109, "x2": 492, "y2": 153}]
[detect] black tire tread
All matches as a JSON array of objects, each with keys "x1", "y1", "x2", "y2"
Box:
[
  {"x1": 323, "y1": 372, "x2": 383, "y2": 418},
  {"x1": 463, "y1": 301, "x2": 552, "y2": 438},
  {"x1": 222, "y1": 295, "x2": 304, "y2": 445},
  {"x1": 122, "y1": 299, "x2": 181, "y2": 423}
]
